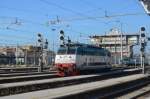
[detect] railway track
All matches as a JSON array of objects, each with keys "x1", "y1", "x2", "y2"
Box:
[
  {"x1": 117, "y1": 82, "x2": 150, "y2": 99},
  {"x1": 0, "y1": 73, "x2": 58, "y2": 84},
  {"x1": 0, "y1": 67, "x2": 51, "y2": 73},
  {"x1": 1, "y1": 73, "x2": 149, "y2": 99},
  {"x1": 0, "y1": 69, "x2": 141, "y2": 96},
  {"x1": 0, "y1": 71, "x2": 56, "y2": 77}
]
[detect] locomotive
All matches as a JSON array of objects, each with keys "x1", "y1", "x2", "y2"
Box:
[{"x1": 55, "y1": 43, "x2": 112, "y2": 76}]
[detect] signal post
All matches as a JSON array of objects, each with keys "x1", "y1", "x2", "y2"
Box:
[{"x1": 37, "y1": 33, "x2": 48, "y2": 72}]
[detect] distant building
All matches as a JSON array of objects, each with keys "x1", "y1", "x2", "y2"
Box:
[
  {"x1": 90, "y1": 28, "x2": 140, "y2": 64},
  {"x1": 0, "y1": 45, "x2": 55, "y2": 66},
  {"x1": 0, "y1": 47, "x2": 16, "y2": 65}
]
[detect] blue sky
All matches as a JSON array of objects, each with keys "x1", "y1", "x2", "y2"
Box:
[{"x1": 0, "y1": 0, "x2": 150, "y2": 51}]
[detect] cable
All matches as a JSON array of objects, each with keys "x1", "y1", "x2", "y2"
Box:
[
  {"x1": 39, "y1": 0, "x2": 99, "y2": 21},
  {"x1": 58, "y1": 12, "x2": 145, "y2": 22},
  {"x1": 80, "y1": 0, "x2": 104, "y2": 13},
  {"x1": 0, "y1": 39, "x2": 34, "y2": 44},
  {"x1": 0, "y1": 16, "x2": 45, "y2": 27},
  {"x1": 0, "y1": 6, "x2": 47, "y2": 18},
  {"x1": 0, "y1": 33, "x2": 33, "y2": 40},
  {"x1": 4, "y1": 27, "x2": 37, "y2": 34},
  {"x1": 0, "y1": 27, "x2": 37, "y2": 40}
]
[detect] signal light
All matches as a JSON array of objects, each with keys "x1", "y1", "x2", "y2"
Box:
[
  {"x1": 67, "y1": 37, "x2": 71, "y2": 47},
  {"x1": 59, "y1": 30, "x2": 65, "y2": 47},
  {"x1": 60, "y1": 30, "x2": 64, "y2": 40},
  {"x1": 140, "y1": 27, "x2": 146, "y2": 53},
  {"x1": 141, "y1": 33, "x2": 145, "y2": 37},
  {"x1": 68, "y1": 39, "x2": 71, "y2": 43},
  {"x1": 60, "y1": 30, "x2": 64, "y2": 34},
  {"x1": 140, "y1": 46, "x2": 145, "y2": 51},
  {"x1": 141, "y1": 42, "x2": 145, "y2": 47},
  {"x1": 44, "y1": 39, "x2": 48, "y2": 49},
  {"x1": 38, "y1": 33, "x2": 42, "y2": 43},
  {"x1": 60, "y1": 36, "x2": 64, "y2": 40},
  {"x1": 60, "y1": 45, "x2": 64, "y2": 47},
  {"x1": 141, "y1": 27, "x2": 145, "y2": 31},
  {"x1": 38, "y1": 39, "x2": 41, "y2": 42},
  {"x1": 45, "y1": 39, "x2": 48, "y2": 44},
  {"x1": 38, "y1": 33, "x2": 42, "y2": 37}
]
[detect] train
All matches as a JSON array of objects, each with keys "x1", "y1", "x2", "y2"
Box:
[{"x1": 55, "y1": 43, "x2": 112, "y2": 76}]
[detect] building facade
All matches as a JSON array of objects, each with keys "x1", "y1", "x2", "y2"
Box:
[
  {"x1": 90, "y1": 28, "x2": 140, "y2": 64},
  {"x1": 0, "y1": 45, "x2": 55, "y2": 66}
]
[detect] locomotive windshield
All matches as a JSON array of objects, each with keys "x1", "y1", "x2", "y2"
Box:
[
  {"x1": 57, "y1": 47, "x2": 76, "y2": 54},
  {"x1": 57, "y1": 45, "x2": 111, "y2": 56}
]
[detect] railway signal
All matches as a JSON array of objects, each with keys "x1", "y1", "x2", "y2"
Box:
[
  {"x1": 37, "y1": 33, "x2": 49, "y2": 72},
  {"x1": 37, "y1": 33, "x2": 43, "y2": 72},
  {"x1": 60, "y1": 30, "x2": 65, "y2": 47},
  {"x1": 140, "y1": 27, "x2": 146, "y2": 74},
  {"x1": 44, "y1": 39, "x2": 48, "y2": 49},
  {"x1": 37, "y1": 33, "x2": 43, "y2": 47},
  {"x1": 140, "y1": 27, "x2": 146, "y2": 52},
  {"x1": 66, "y1": 36, "x2": 71, "y2": 47}
]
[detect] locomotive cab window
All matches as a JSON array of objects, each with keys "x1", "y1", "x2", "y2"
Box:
[{"x1": 57, "y1": 47, "x2": 76, "y2": 54}]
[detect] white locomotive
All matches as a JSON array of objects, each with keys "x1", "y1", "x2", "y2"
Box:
[{"x1": 55, "y1": 43, "x2": 112, "y2": 76}]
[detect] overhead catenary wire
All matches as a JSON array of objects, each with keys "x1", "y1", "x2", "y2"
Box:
[
  {"x1": 80, "y1": 0, "x2": 105, "y2": 13},
  {"x1": 0, "y1": 38, "x2": 35, "y2": 45},
  {"x1": 0, "y1": 16, "x2": 46, "y2": 27},
  {"x1": 0, "y1": 33, "x2": 34, "y2": 41},
  {"x1": 54, "y1": 12, "x2": 145, "y2": 22},
  {"x1": 39, "y1": 0, "x2": 100, "y2": 21},
  {"x1": 0, "y1": 27, "x2": 37, "y2": 40},
  {"x1": 0, "y1": 6, "x2": 48, "y2": 18}
]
